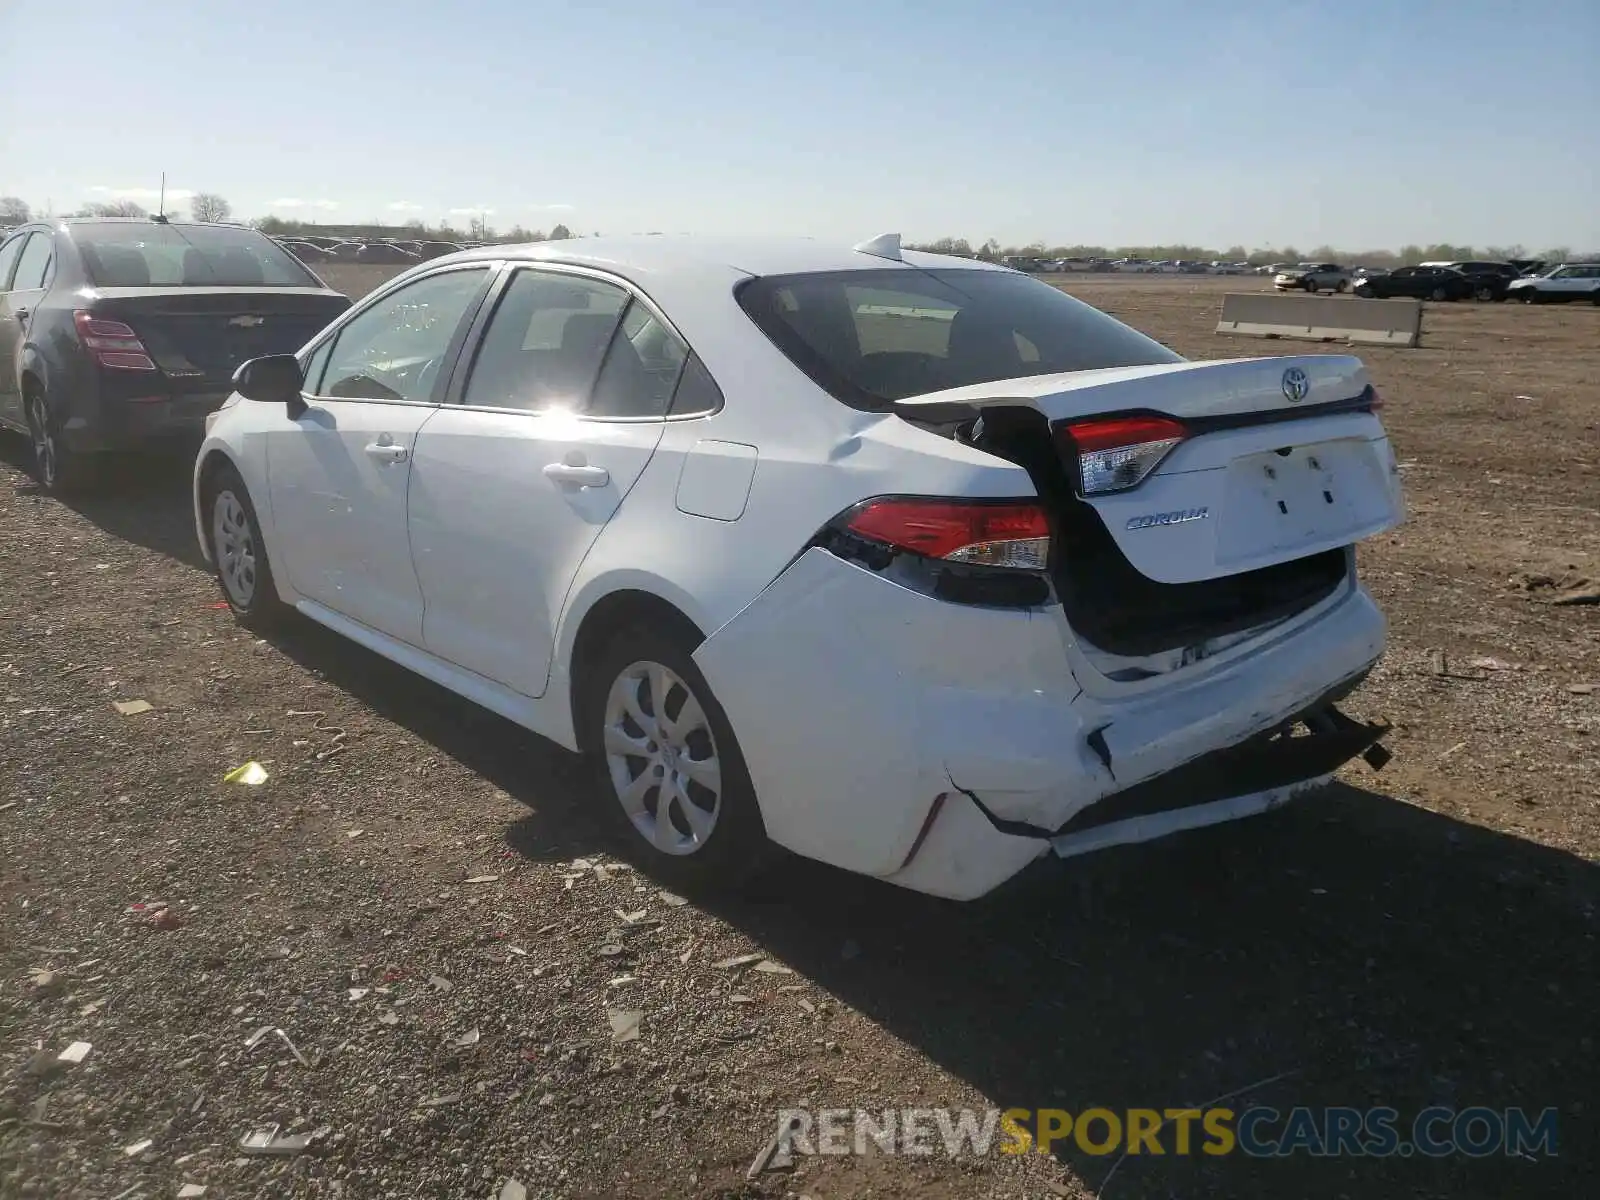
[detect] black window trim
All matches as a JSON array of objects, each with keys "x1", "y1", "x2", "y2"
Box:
[
  {"x1": 442, "y1": 261, "x2": 722, "y2": 423},
  {"x1": 295, "y1": 260, "x2": 499, "y2": 409}
]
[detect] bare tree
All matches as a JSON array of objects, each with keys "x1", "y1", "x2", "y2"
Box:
[
  {"x1": 191, "y1": 193, "x2": 232, "y2": 223},
  {"x1": 0, "y1": 196, "x2": 30, "y2": 224},
  {"x1": 86, "y1": 200, "x2": 149, "y2": 218}
]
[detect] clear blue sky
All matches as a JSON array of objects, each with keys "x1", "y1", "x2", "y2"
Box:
[{"x1": 2, "y1": 0, "x2": 1595, "y2": 251}]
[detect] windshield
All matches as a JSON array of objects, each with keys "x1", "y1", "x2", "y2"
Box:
[
  {"x1": 73, "y1": 223, "x2": 321, "y2": 288},
  {"x1": 735, "y1": 267, "x2": 1182, "y2": 412}
]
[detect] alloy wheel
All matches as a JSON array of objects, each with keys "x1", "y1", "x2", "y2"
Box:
[
  {"x1": 212, "y1": 490, "x2": 258, "y2": 608},
  {"x1": 26, "y1": 398, "x2": 56, "y2": 489},
  {"x1": 602, "y1": 660, "x2": 723, "y2": 856}
]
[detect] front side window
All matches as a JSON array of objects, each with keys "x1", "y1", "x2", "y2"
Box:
[
  {"x1": 0, "y1": 234, "x2": 27, "y2": 290},
  {"x1": 737, "y1": 267, "x2": 1181, "y2": 411},
  {"x1": 72, "y1": 222, "x2": 319, "y2": 288},
  {"x1": 459, "y1": 270, "x2": 628, "y2": 412},
  {"x1": 318, "y1": 268, "x2": 491, "y2": 403},
  {"x1": 11, "y1": 234, "x2": 53, "y2": 291}
]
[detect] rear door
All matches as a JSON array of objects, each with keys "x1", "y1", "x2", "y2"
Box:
[
  {"x1": 265, "y1": 264, "x2": 496, "y2": 643},
  {"x1": 0, "y1": 232, "x2": 55, "y2": 428},
  {"x1": 896, "y1": 354, "x2": 1403, "y2": 586},
  {"x1": 406, "y1": 266, "x2": 679, "y2": 698},
  {"x1": 0, "y1": 231, "x2": 32, "y2": 427}
]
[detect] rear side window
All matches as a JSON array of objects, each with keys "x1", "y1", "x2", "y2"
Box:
[
  {"x1": 73, "y1": 223, "x2": 319, "y2": 288},
  {"x1": 736, "y1": 267, "x2": 1181, "y2": 411},
  {"x1": 459, "y1": 270, "x2": 628, "y2": 412},
  {"x1": 587, "y1": 302, "x2": 689, "y2": 419},
  {"x1": 12, "y1": 234, "x2": 54, "y2": 291}
]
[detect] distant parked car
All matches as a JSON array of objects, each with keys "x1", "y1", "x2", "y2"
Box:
[
  {"x1": 1351, "y1": 266, "x2": 1389, "y2": 280},
  {"x1": 1352, "y1": 265, "x2": 1471, "y2": 301},
  {"x1": 1439, "y1": 262, "x2": 1520, "y2": 302},
  {"x1": 1274, "y1": 263, "x2": 1352, "y2": 294},
  {"x1": 1505, "y1": 263, "x2": 1600, "y2": 304},
  {"x1": 356, "y1": 243, "x2": 422, "y2": 265},
  {"x1": 418, "y1": 241, "x2": 466, "y2": 260},
  {"x1": 279, "y1": 240, "x2": 332, "y2": 265},
  {"x1": 0, "y1": 218, "x2": 350, "y2": 492},
  {"x1": 329, "y1": 242, "x2": 365, "y2": 261}
]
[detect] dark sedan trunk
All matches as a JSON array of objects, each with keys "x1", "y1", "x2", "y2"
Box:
[{"x1": 87, "y1": 288, "x2": 350, "y2": 386}]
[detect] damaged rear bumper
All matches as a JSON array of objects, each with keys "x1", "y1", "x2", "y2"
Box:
[
  {"x1": 958, "y1": 700, "x2": 1389, "y2": 859},
  {"x1": 693, "y1": 545, "x2": 1390, "y2": 903}
]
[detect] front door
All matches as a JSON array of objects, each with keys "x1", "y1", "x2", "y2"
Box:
[
  {"x1": 265, "y1": 264, "x2": 495, "y2": 643},
  {"x1": 0, "y1": 232, "x2": 47, "y2": 428},
  {"x1": 407, "y1": 267, "x2": 685, "y2": 697}
]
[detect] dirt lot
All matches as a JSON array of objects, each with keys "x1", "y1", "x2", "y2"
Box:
[{"x1": 1, "y1": 277, "x2": 1596, "y2": 1200}]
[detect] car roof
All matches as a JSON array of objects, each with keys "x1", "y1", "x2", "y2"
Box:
[{"x1": 437, "y1": 234, "x2": 1014, "y2": 283}]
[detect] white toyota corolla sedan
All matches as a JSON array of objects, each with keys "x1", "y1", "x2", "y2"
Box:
[{"x1": 193, "y1": 234, "x2": 1404, "y2": 901}]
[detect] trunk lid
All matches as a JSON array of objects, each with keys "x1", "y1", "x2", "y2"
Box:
[
  {"x1": 894, "y1": 355, "x2": 1404, "y2": 585},
  {"x1": 89, "y1": 288, "x2": 350, "y2": 385}
]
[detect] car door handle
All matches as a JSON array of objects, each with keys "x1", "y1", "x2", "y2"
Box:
[
  {"x1": 364, "y1": 442, "x2": 410, "y2": 463},
  {"x1": 542, "y1": 462, "x2": 610, "y2": 487},
  {"x1": 13, "y1": 307, "x2": 28, "y2": 323}
]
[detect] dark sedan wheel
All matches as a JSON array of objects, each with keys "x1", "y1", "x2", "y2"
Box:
[
  {"x1": 24, "y1": 388, "x2": 96, "y2": 495},
  {"x1": 1335, "y1": 278, "x2": 1350, "y2": 293},
  {"x1": 1429, "y1": 286, "x2": 1450, "y2": 302},
  {"x1": 1520, "y1": 289, "x2": 1540, "y2": 304},
  {"x1": 1354, "y1": 283, "x2": 1374, "y2": 298},
  {"x1": 1473, "y1": 284, "x2": 1495, "y2": 302}
]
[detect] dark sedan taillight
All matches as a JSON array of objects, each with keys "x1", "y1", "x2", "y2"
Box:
[{"x1": 74, "y1": 311, "x2": 157, "y2": 371}]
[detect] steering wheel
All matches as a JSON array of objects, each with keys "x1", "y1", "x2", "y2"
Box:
[{"x1": 412, "y1": 354, "x2": 445, "y2": 399}]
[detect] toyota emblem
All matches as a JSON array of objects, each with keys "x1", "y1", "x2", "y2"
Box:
[{"x1": 1281, "y1": 367, "x2": 1310, "y2": 403}]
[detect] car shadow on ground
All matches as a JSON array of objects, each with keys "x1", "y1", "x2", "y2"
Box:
[
  {"x1": 256, "y1": 608, "x2": 1595, "y2": 1199},
  {"x1": 0, "y1": 434, "x2": 208, "y2": 570}
]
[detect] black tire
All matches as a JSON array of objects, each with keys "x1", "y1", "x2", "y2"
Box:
[
  {"x1": 1429, "y1": 286, "x2": 1450, "y2": 302},
  {"x1": 1473, "y1": 284, "x2": 1495, "y2": 302},
  {"x1": 203, "y1": 464, "x2": 289, "y2": 631},
  {"x1": 1354, "y1": 283, "x2": 1374, "y2": 298},
  {"x1": 583, "y1": 624, "x2": 773, "y2": 893},
  {"x1": 1304, "y1": 280, "x2": 1319, "y2": 294},
  {"x1": 1521, "y1": 289, "x2": 1540, "y2": 304},
  {"x1": 24, "y1": 386, "x2": 97, "y2": 495},
  {"x1": 1335, "y1": 278, "x2": 1350, "y2": 293}
]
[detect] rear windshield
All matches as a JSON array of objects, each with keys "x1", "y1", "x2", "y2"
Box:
[
  {"x1": 73, "y1": 223, "x2": 320, "y2": 288},
  {"x1": 736, "y1": 267, "x2": 1181, "y2": 411}
]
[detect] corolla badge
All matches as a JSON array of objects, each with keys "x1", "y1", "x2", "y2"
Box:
[
  {"x1": 1281, "y1": 366, "x2": 1310, "y2": 402},
  {"x1": 1125, "y1": 507, "x2": 1209, "y2": 531},
  {"x1": 228, "y1": 315, "x2": 266, "y2": 328}
]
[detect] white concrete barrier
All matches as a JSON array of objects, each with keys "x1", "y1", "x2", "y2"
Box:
[{"x1": 1216, "y1": 293, "x2": 1423, "y2": 348}]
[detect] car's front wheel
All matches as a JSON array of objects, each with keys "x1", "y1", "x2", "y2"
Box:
[
  {"x1": 1473, "y1": 284, "x2": 1496, "y2": 302},
  {"x1": 1335, "y1": 278, "x2": 1350, "y2": 293},
  {"x1": 206, "y1": 465, "x2": 288, "y2": 630},
  {"x1": 1520, "y1": 289, "x2": 1540, "y2": 304},
  {"x1": 1430, "y1": 286, "x2": 1451, "y2": 302},
  {"x1": 586, "y1": 625, "x2": 772, "y2": 891}
]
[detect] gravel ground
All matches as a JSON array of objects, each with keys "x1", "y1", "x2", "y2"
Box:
[{"x1": 1, "y1": 281, "x2": 1596, "y2": 1199}]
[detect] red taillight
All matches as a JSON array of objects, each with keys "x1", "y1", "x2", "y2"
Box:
[
  {"x1": 74, "y1": 310, "x2": 157, "y2": 371},
  {"x1": 1056, "y1": 414, "x2": 1189, "y2": 495},
  {"x1": 844, "y1": 498, "x2": 1051, "y2": 570}
]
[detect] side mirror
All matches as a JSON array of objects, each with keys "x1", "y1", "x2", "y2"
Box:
[{"x1": 233, "y1": 354, "x2": 307, "y2": 419}]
